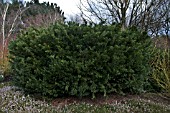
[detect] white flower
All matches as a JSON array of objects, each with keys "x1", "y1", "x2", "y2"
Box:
[
  {"x1": 0, "y1": 75, "x2": 4, "y2": 81},
  {"x1": 0, "y1": 74, "x2": 4, "y2": 77}
]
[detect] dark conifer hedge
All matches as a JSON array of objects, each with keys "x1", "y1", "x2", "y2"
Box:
[{"x1": 9, "y1": 22, "x2": 152, "y2": 98}]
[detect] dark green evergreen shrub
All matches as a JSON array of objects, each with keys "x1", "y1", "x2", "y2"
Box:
[{"x1": 9, "y1": 23, "x2": 152, "y2": 98}]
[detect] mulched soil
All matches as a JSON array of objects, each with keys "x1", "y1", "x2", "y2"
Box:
[
  {"x1": 140, "y1": 93, "x2": 170, "y2": 105},
  {"x1": 51, "y1": 93, "x2": 170, "y2": 107},
  {"x1": 1, "y1": 77, "x2": 169, "y2": 108}
]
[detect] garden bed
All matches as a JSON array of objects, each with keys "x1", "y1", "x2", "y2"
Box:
[{"x1": 0, "y1": 81, "x2": 170, "y2": 113}]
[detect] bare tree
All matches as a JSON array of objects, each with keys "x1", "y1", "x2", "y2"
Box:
[
  {"x1": 79, "y1": 0, "x2": 170, "y2": 35},
  {"x1": 0, "y1": 2, "x2": 29, "y2": 74},
  {"x1": 67, "y1": 13, "x2": 84, "y2": 24},
  {"x1": 0, "y1": 3, "x2": 9, "y2": 63},
  {"x1": 23, "y1": 2, "x2": 64, "y2": 27},
  {"x1": 157, "y1": 0, "x2": 169, "y2": 38}
]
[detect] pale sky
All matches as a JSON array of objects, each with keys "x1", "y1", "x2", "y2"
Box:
[{"x1": 39, "y1": 0, "x2": 80, "y2": 17}]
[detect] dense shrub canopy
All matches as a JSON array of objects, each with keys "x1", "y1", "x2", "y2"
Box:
[{"x1": 9, "y1": 22, "x2": 152, "y2": 98}]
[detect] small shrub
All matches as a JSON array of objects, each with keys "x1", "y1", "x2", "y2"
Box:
[
  {"x1": 0, "y1": 55, "x2": 10, "y2": 77},
  {"x1": 9, "y1": 23, "x2": 152, "y2": 98},
  {"x1": 151, "y1": 44, "x2": 170, "y2": 94}
]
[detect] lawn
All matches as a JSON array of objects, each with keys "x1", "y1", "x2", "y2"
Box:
[{"x1": 0, "y1": 81, "x2": 170, "y2": 113}]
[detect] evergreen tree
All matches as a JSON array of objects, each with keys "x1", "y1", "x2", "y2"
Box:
[{"x1": 33, "y1": 0, "x2": 39, "y2": 4}]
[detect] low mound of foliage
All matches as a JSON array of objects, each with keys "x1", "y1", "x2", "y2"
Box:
[{"x1": 9, "y1": 22, "x2": 152, "y2": 98}]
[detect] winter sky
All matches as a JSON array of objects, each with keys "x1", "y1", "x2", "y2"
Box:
[{"x1": 39, "y1": 0, "x2": 80, "y2": 17}]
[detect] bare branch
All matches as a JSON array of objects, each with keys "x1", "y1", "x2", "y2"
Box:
[
  {"x1": 1, "y1": 3, "x2": 9, "y2": 61},
  {"x1": 7, "y1": 6, "x2": 30, "y2": 38}
]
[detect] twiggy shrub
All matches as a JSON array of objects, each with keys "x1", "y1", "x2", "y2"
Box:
[
  {"x1": 0, "y1": 54, "x2": 10, "y2": 77},
  {"x1": 9, "y1": 23, "x2": 152, "y2": 98},
  {"x1": 151, "y1": 44, "x2": 170, "y2": 94}
]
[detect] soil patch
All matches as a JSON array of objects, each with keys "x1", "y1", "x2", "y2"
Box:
[{"x1": 51, "y1": 93, "x2": 170, "y2": 107}]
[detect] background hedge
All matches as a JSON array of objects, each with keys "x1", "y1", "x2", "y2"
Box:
[{"x1": 9, "y1": 22, "x2": 152, "y2": 98}]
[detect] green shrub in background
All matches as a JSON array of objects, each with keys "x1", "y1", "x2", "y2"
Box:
[
  {"x1": 9, "y1": 22, "x2": 152, "y2": 98},
  {"x1": 151, "y1": 46, "x2": 170, "y2": 95}
]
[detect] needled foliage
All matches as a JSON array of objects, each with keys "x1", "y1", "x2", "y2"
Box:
[{"x1": 9, "y1": 23, "x2": 152, "y2": 98}]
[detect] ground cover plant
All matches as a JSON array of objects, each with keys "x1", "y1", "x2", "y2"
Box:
[
  {"x1": 0, "y1": 81, "x2": 170, "y2": 113},
  {"x1": 9, "y1": 22, "x2": 153, "y2": 98}
]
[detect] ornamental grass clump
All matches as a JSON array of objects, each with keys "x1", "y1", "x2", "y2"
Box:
[{"x1": 9, "y1": 22, "x2": 152, "y2": 98}]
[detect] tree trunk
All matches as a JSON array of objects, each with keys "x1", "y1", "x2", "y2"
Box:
[{"x1": 1, "y1": 3, "x2": 9, "y2": 74}]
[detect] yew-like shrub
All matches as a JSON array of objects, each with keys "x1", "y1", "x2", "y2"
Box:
[{"x1": 9, "y1": 23, "x2": 152, "y2": 98}]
